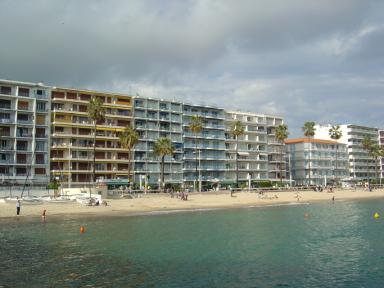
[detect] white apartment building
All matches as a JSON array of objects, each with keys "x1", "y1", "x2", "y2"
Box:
[
  {"x1": 285, "y1": 138, "x2": 349, "y2": 185},
  {"x1": 315, "y1": 124, "x2": 379, "y2": 181},
  {"x1": 379, "y1": 130, "x2": 384, "y2": 179},
  {"x1": 225, "y1": 111, "x2": 285, "y2": 184},
  {"x1": 0, "y1": 80, "x2": 51, "y2": 185}
]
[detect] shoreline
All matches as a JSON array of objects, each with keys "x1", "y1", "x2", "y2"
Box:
[{"x1": 1, "y1": 189, "x2": 383, "y2": 222}]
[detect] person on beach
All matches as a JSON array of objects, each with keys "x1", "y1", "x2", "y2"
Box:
[
  {"x1": 229, "y1": 185, "x2": 233, "y2": 197},
  {"x1": 16, "y1": 197, "x2": 21, "y2": 215},
  {"x1": 332, "y1": 196, "x2": 335, "y2": 203},
  {"x1": 42, "y1": 209, "x2": 46, "y2": 222}
]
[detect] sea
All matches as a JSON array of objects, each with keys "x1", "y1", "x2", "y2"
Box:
[{"x1": 1, "y1": 199, "x2": 384, "y2": 287}]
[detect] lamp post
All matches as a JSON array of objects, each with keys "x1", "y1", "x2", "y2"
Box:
[
  {"x1": 288, "y1": 152, "x2": 293, "y2": 188},
  {"x1": 198, "y1": 149, "x2": 202, "y2": 192}
]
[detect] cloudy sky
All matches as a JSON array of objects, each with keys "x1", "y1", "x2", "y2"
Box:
[{"x1": 1, "y1": 0, "x2": 383, "y2": 136}]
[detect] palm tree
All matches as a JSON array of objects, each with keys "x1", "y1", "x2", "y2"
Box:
[
  {"x1": 371, "y1": 144, "x2": 383, "y2": 183},
  {"x1": 188, "y1": 115, "x2": 203, "y2": 191},
  {"x1": 275, "y1": 124, "x2": 289, "y2": 185},
  {"x1": 302, "y1": 121, "x2": 316, "y2": 185},
  {"x1": 88, "y1": 96, "x2": 105, "y2": 195},
  {"x1": 153, "y1": 137, "x2": 174, "y2": 192},
  {"x1": 362, "y1": 136, "x2": 375, "y2": 184},
  {"x1": 230, "y1": 120, "x2": 245, "y2": 188},
  {"x1": 119, "y1": 126, "x2": 139, "y2": 187},
  {"x1": 329, "y1": 125, "x2": 342, "y2": 186}
]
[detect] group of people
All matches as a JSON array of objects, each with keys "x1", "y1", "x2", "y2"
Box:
[
  {"x1": 15, "y1": 197, "x2": 47, "y2": 221},
  {"x1": 313, "y1": 185, "x2": 334, "y2": 193},
  {"x1": 168, "y1": 188, "x2": 189, "y2": 201}
]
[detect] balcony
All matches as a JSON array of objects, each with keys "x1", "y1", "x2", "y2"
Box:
[
  {"x1": 0, "y1": 104, "x2": 11, "y2": 110},
  {"x1": 17, "y1": 119, "x2": 33, "y2": 125},
  {"x1": 0, "y1": 118, "x2": 12, "y2": 124},
  {"x1": 16, "y1": 133, "x2": 32, "y2": 138}
]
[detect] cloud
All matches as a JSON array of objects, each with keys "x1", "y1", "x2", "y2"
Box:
[{"x1": 0, "y1": 0, "x2": 383, "y2": 136}]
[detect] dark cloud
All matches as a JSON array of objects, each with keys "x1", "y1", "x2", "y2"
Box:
[{"x1": 0, "y1": 0, "x2": 383, "y2": 136}]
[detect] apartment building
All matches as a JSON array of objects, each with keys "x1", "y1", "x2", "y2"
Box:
[
  {"x1": 285, "y1": 138, "x2": 349, "y2": 185},
  {"x1": 225, "y1": 112, "x2": 274, "y2": 183},
  {"x1": 182, "y1": 104, "x2": 227, "y2": 187},
  {"x1": 1, "y1": 78, "x2": 288, "y2": 189},
  {"x1": 315, "y1": 124, "x2": 379, "y2": 181},
  {"x1": 133, "y1": 97, "x2": 183, "y2": 185},
  {"x1": 379, "y1": 130, "x2": 384, "y2": 179},
  {"x1": 50, "y1": 88, "x2": 132, "y2": 187},
  {"x1": 0, "y1": 80, "x2": 50, "y2": 185},
  {"x1": 266, "y1": 115, "x2": 286, "y2": 181}
]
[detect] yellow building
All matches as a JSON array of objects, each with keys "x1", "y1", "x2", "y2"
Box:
[{"x1": 50, "y1": 88, "x2": 132, "y2": 187}]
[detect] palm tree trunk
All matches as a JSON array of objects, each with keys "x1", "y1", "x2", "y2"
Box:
[
  {"x1": 92, "y1": 122, "x2": 96, "y2": 198},
  {"x1": 161, "y1": 155, "x2": 165, "y2": 192},
  {"x1": 195, "y1": 135, "x2": 198, "y2": 192},
  {"x1": 127, "y1": 148, "x2": 131, "y2": 188},
  {"x1": 280, "y1": 142, "x2": 283, "y2": 184},
  {"x1": 308, "y1": 137, "x2": 311, "y2": 186},
  {"x1": 236, "y1": 136, "x2": 239, "y2": 188},
  {"x1": 335, "y1": 144, "x2": 338, "y2": 186}
]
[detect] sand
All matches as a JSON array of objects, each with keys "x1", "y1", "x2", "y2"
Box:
[{"x1": 1, "y1": 188, "x2": 384, "y2": 220}]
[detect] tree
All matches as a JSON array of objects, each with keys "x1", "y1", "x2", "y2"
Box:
[
  {"x1": 188, "y1": 115, "x2": 203, "y2": 191},
  {"x1": 230, "y1": 120, "x2": 245, "y2": 188},
  {"x1": 362, "y1": 136, "x2": 375, "y2": 184},
  {"x1": 302, "y1": 121, "x2": 316, "y2": 185},
  {"x1": 119, "y1": 126, "x2": 139, "y2": 187},
  {"x1": 275, "y1": 124, "x2": 289, "y2": 184},
  {"x1": 88, "y1": 96, "x2": 105, "y2": 196},
  {"x1": 153, "y1": 137, "x2": 174, "y2": 192},
  {"x1": 371, "y1": 144, "x2": 383, "y2": 183},
  {"x1": 329, "y1": 125, "x2": 343, "y2": 186}
]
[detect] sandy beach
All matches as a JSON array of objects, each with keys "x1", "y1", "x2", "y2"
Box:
[{"x1": 1, "y1": 188, "x2": 384, "y2": 220}]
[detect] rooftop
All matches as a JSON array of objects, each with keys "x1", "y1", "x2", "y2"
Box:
[{"x1": 285, "y1": 138, "x2": 340, "y2": 145}]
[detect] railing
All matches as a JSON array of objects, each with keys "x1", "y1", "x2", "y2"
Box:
[{"x1": 17, "y1": 120, "x2": 33, "y2": 124}]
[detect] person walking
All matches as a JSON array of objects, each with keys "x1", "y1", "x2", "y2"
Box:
[{"x1": 16, "y1": 197, "x2": 21, "y2": 215}]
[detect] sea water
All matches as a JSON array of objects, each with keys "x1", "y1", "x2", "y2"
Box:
[{"x1": 1, "y1": 199, "x2": 384, "y2": 287}]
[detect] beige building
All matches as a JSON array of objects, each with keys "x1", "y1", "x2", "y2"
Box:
[{"x1": 50, "y1": 87, "x2": 133, "y2": 187}]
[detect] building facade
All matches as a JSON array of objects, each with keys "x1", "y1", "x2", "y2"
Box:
[
  {"x1": 379, "y1": 130, "x2": 384, "y2": 179},
  {"x1": 0, "y1": 80, "x2": 50, "y2": 185},
  {"x1": 225, "y1": 111, "x2": 285, "y2": 184},
  {"x1": 133, "y1": 97, "x2": 183, "y2": 186},
  {"x1": 50, "y1": 88, "x2": 132, "y2": 187},
  {"x1": 182, "y1": 104, "x2": 227, "y2": 188},
  {"x1": 285, "y1": 138, "x2": 349, "y2": 185},
  {"x1": 315, "y1": 124, "x2": 379, "y2": 181},
  {"x1": 1, "y1": 78, "x2": 288, "y2": 189}
]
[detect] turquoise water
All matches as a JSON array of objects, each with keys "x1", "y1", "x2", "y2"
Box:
[{"x1": 1, "y1": 199, "x2": 384, "y2": 287}]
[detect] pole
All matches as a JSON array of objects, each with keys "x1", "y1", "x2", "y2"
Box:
[
  {"x1": 198, "y1": 149, "x2": 202, "y2": 192},
  {"x1": 288, "y1": 152, "x2": 292, "y2": 187}
]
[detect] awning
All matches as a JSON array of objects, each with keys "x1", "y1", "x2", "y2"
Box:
[{"x1": 238, "y1": 152, "x2": 250, "y2": 156}]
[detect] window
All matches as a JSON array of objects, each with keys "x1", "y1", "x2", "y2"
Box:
[
  {"x1": 18, "y1": 88, "x2": 30, "y2": 97},
  {"x1": 36, "y1": 102, "x2": 46, "y2": 111},
  {"x1": 35, "y1": 168, "x2": 46, "y2": 175},
  {"x1": 36, "y1": 89, "x2": 45, "y2": 96},
  {"x1": 0, "y1": 99, "x2": 11, "y2": 109},
  {"x1": 0, "y1": 86, "x2": 11, "y2": 95}
]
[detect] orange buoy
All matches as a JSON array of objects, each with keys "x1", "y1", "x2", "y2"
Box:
[{"x1": 80, "y1": 226, "x2": 86, "y2": 233}]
